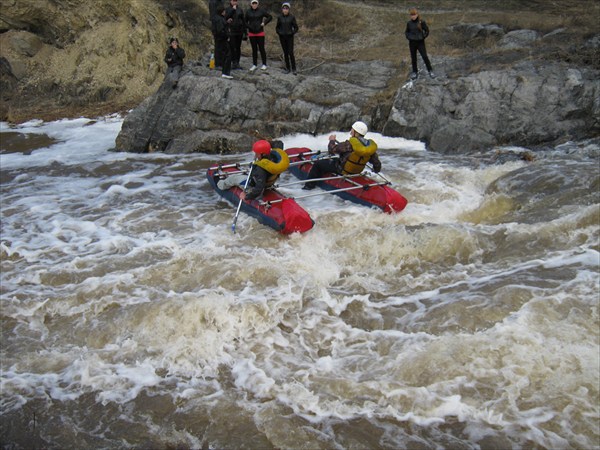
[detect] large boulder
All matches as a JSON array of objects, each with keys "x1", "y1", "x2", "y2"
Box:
[
  {"x1": 115, "y1": 58, "x2": 396, "y2": 154},
  {"x1": 383, "y1": 61, "x2": 600, "y2": 152}
]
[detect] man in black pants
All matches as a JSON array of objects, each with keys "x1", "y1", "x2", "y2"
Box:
[
  {"x1": 209, "y1": 0, "x2": 223, "y2": 68},
  {"x1": 212, "y1": 6, "x2": 233, "y2": 79},
  {"x1": 225, "y1": 0, "x2": 246, "y2": 69}
]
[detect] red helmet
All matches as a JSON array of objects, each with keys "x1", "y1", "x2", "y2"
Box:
[{"x1": 252, "y1": 140, "x2": 271, "y2": 155}]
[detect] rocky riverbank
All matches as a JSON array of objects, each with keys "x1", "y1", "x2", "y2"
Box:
[{"x1": 2, "y1": 0, "x2": 599, "y2": 153}]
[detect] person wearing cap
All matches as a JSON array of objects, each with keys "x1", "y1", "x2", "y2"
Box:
[
  {"x1": 164, "y1": 37, "x2": 186, "y2": 88},
  {"x1": 245, "y1": 0, "x2": 272, "y2": 72},
  {"x1": 212, "y1": 5, "x2": 234, "y2": 79},
  {"x1": 276, "y1": 2, "x2": 299, "y2": 75},
  {"x1": 225, "y1": 0, "x2": 246, "y2": 69},
  {"x1": 405, "y1": 7, "x2": 435, "y2": 80},
  {"x1": 217, "y1": 140, "x2": 290, "y2": 200},
  {"x1": 303, "y1": 121, "x2": 381, "y2": 190}
]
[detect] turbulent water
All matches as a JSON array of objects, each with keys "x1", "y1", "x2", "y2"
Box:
[{"x1": 1, "y1": 116, "x2": 598, "y2": 449}]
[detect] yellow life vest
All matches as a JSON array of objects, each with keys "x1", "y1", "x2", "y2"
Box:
[
  {"x1": 254, "y1": 148, "x2": 290, "y2": 187},
  {"x1": 341, "y1": 137, "x2": 378, "y2": 175}
]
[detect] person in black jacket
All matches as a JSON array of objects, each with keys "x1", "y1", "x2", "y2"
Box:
[
  {"x1": 245, "y1": 0, "x2": 272, "y2": 71},
  {"x1": 212, "y1": 6, "x2": 233, "y2": 78},
  {"x1": 405, "y1": 7, "x2": 435, "y2": 80},
  {"x1": 225, "y1": 0, "x2": 246, "y2": 69},
  {"x1": 164, "y1": 37, "x2": 186, "y2": 88},
  {"x1": 209, "y1": 0, "x2": 224, "y2": 67},
  {"x1": 276, "y1": 2, "x2": 299, "y2": 74}
]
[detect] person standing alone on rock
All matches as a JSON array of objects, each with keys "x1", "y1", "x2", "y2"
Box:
[
  {"x1": 164, "y1": 37, "x2": 186, "y2": 88},
  {"x1": 405, "y1": 7, "x2": 435, "y2": 80},
  {"x1": 245, "y1": 0, "x2": 272, "y2": 72},
  {"x1": 276, "y1": 2, "x2": 299, "y2": 75}
]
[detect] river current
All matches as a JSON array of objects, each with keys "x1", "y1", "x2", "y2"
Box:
[{"x1": 1, "y1": 116, "x2": 598, "y2": 449}]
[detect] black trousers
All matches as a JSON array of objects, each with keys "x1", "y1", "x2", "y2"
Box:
[
  {"x1": 215, "y1": 38, "x2": 232, "y2": 75},
  {"x1": 230, "y1": 34, "x2": 243, "y2": 66},
  {"x1": 249, "y1": 36, "x2": 267, "y2": 66},
  {"x1": 409, "y1": 39, "x2": 432, "y2": 73},
  {"x1": 305, "y1": 159, "x2": 340, "y2": 187},
  {"x1": 278, "y1": 35, "x2": 296, "y2": 71}
]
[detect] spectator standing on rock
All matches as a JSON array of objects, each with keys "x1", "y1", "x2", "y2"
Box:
[
  {"x1": 276, "y1": 2, "x2": 299, "y2": 75},
  {"x1": 226, "y1": 0, "x2": 246, "y2": 69},
  {"x1": 213, "y1": 6, "x2": 233, "y2": 79},
  {"x1": 209, "y1": 0, "x2": 224, "y2": 68},
  {"x1": 405, "y1": 7, "x2": 435, "y2": 80},
  {"x1": 164, "y1": 37, "x2": 186, "y2": 88},
  {"x1": 245, "y1": 0, "x2": 272, "y2": 72}
]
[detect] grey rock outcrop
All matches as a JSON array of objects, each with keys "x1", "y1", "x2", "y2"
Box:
[
  {"x1": 115, "y1": 58, "x2": 395, "y2": 154},
  {"x1": 383, "y1": 61, "x2": 600, "y2": 153}
]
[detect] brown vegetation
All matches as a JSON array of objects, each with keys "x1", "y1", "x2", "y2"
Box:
[{"x1": 1, "y1": 0, "x2": 598, "y2": 123}]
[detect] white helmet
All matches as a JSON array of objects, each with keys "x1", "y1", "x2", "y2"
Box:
[{"x1": 351, "y1": 121, "x2": 368, "y2": 136}]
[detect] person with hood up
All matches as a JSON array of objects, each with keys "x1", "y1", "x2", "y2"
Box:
[
  {"x1": 405, "y1": 7, "x2": 435, "y2": 80},
  {"x1": 302, "y1": 121, "x2": 381, "y2": 190},
  {"x1": 245, "y1": 0, "x2": 272, "y2": 72},
  {"x1": 212, "y1": 5, "x2": 234, "y2": 79},
  {"x1": 276, "y1": 2, "x2": 299, "y2": 75}
]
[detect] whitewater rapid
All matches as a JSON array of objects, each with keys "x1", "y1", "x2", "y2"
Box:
[{"x1": 1, "y1": 116, "x2": 598, "y2": 449}]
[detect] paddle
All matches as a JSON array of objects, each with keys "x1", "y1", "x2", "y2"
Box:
[
  {"x1": 231, "y1": 164, "x2": 253, "y2": 234},
  {"x1": 260, "y1": 180, "x2": 390, "y2": 206},
  {"x1": 367, "y1": 163, "x2": 392, "y2": 184}
]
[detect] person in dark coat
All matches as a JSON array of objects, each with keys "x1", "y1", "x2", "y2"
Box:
[
  {"x1": 212, "y1": 6, "x2": 233, "y2": 78},
  {"x1": 276, "y1": 2, "x2": 299, "y2": 74},
  {"x1": 164, "y1": 37, "x2": 186, "y2": 88},
  {"x1": 405, "y1": 7, "x2": 435, "y2": 80},
  {"x1": 225, "y1": 0, "x2": 246, "y2": 69},
  {"x1": 244, "y1": 0, "x2": 272, "y2": 71},
  {"x1": 209, "y1": 0, "x2": 223, "y2": 67}
]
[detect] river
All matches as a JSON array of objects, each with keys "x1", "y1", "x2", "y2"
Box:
[{"x1": 1, "y1": 116, "x2": 598, "y2": 449}]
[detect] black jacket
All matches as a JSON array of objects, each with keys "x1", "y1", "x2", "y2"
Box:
[
  {"x1": 405, "y1": 18, "x2": 429, "y2": 41},
  {"x1": 225, "y1": 5, "x2": 246, "y2": 36},
  {"x1": 212, "y1": 14, "x2": 229, "y2": 41},
  {"x1": 276, "y1": 14, "x2": 298, "y2": 36},
  {"x1": 209, "y1": 0, "x2": 222, "y2": 20},
  {"x1": 245, "y1": 165, "x2": 270, "y2": 200},
  {"x1": 164, "y1": 46, "x2": 185, "y2": 67},
  {"x1": 245, "y1": 7, "x2": 272, "y2": 34}
]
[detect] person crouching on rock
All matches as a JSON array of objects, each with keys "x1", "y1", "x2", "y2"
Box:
[
  {"x1": 303, "y1": 121, "x2": 381, "y2": 190},
  {"x1": 405, "y1": 7, "x2": 435, "y2": 80},
  {"x1": 164, "y1": 37, "x2": 186, "y2": 88},
  {"x1": 217, "y1": 140, "x2": 290, "y2": 200},
  {"x1": 276, "y1": 2, "x2": 299, "y2": 75}
]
